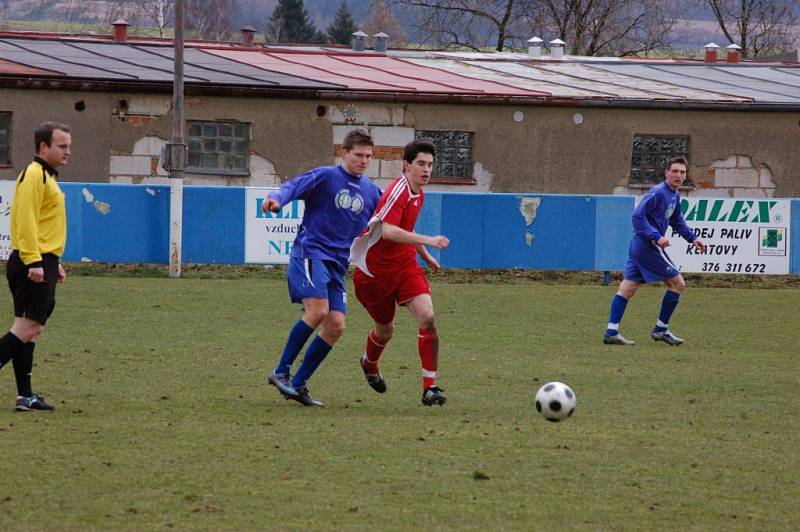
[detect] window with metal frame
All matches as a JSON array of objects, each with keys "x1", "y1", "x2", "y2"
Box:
[
  {"x1": 630, "y1": 134, "x2": 690, "y2": 186},
  {"x1": 187, "y1": 121, "x2": 250, "y2": 174},
  {"x1": 0, "y1": 113, "x2": 10, "y2": 165},
  {"x1": 415, "y1": 130, "x2": 474, "y2": 181}
]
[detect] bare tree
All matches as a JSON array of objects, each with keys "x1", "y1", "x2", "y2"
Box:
[
  {"x1": 363, "y1": 0, "x2": 407, "y2": 43},
  {"x1": 103, "y1": 0, "x2": 143, "y2": 30},
  {"x1": 186, "y1": 0, "x2": 236, "y2": 40},
  {"x1": 706, "y1": 0, "x2": 799, "y2": 58},
  {"x1": 528, "y1": 0, "x2": 681, "y2": 56},
  {"x1": 0, "y1": 0, "x2": 7, "y2": 31},
  {"x1": 136, "y1": 0, "x2": 175, "y2": 37},
  {"x1": 391, "y1": 0, "x2": 680, "y2": 55},
  {"x1": 388, "y1": 0, "x2": 527, "y2": 51}
]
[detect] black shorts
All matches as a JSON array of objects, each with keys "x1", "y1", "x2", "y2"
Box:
[{"x1": 6, "y1": 251, "x2": 59, "y2": 325}]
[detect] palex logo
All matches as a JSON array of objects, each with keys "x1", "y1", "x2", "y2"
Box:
[{"x1": 758, "y1": 227, "x2": 786, "y2": 256}]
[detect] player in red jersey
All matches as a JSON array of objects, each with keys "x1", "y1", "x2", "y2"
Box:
[{"x1": 349, "y1": 139, "x2": 450, "y2": 406}]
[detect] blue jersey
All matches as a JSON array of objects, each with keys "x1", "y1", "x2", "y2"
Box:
[
  {"x1": 625, "y1": 181, "x2": 696, "y2": 282},
  {"x1": 631, "y1": 181, "x2": 696, "y2": 248},
  {"x1": 268, "y1": 165, "x2": 381, "y2": 273}
]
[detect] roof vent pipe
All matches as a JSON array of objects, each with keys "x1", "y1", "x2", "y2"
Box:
[
  {"x1": 704, "y1": 42, "x2": 719, "y2": 63},
  {"x1": 726, "y1": 43, "x2": 741, "y2": 63},
  {"x1": 112, "y1": 19, "x2": 130, "y2": 42},
  {"x1": 240, "y1": 25, "x2": 256, "y2": 47},
  {"x1": 352, "y1": 31, "x2": 368, "y2": 52},
  {"x1": 373, "y1": 32, "x2": 389, "y2": 54},
  {"x1": 528, "y1": 37, "x2": 543, "y2": 58},
  {"x1": 549, "y1": 38, "x2": 565, "y2": 60}
]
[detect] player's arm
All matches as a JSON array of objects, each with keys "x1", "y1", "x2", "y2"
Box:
[
  {"x1": 631, "y1": 193, "x2": 662, "y2": 242},
  {"x1": 261, "y1": 168, "x2": 319, "y2": 214},
  {"x1": 415, "y1": 244, "x2": 440, "y2": 273},
  {"x1": 669, "y1": 204, "x2": 698, "y2": 244},
  {"x1": 14, "y1": 167, "x2": 45, "y2": 267},
  {"x1": 381, "y1": 223, "x2": 449, "y2": 249}
]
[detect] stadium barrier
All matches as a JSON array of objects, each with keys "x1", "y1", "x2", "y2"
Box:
[{"x1": 58, "y1": 183, "x2": 798, "y2": 274}]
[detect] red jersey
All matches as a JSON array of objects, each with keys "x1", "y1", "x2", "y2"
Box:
[{"x1": 349, "y1": 176, "x2": 423, "y2": 277}]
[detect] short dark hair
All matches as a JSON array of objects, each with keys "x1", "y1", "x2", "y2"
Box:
[
  {"x1": 342, "y1": 129, "x2": 373, "y2": 151},
  {"x1": 35, "y1": 121, "x2": 71, "y2": 152},
  {"x1": 403, "y1": 138, "x2": 436, "y2": 163},
  {"x1": 665, "y1": 156, "x2": 688, "y2": 171}
]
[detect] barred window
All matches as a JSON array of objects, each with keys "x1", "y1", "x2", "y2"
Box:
[
  {"x1": 415, "y1": 130, "x2": 474, "y2": 180},
  {"x1": 0, "y1": 112, "x2": 10, "y2": 165},
  {"x1": 630, "y1": 134, "x2": 690, "y2": 186},
  {"x1": 187, "y1": 121, "x2": 249, "y2": 174}
]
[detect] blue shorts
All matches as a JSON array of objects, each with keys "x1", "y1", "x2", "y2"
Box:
[
  {"x1": 287, "y1": 257, "x2": 347, "y2": 313},
  {"x1": 624, "y1": 239, "x2": 680, "y2": 284}
]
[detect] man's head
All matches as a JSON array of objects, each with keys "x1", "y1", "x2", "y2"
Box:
[
  {"x1": 664, "y1": 156, "x2": 688, "y2": 191},
  {"x1": 35, "y1": 121, "x2": 71, "y2": 168},
  {"x1": 403, "y1": 139, "x2": 436, "y2": 193},
  {"x1": 340, "y1": 129, "x2": 374, "y2": 177}
]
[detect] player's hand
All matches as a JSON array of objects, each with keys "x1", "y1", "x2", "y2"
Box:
[
  {"x1": 428, "y1": 235, "x2": 449, "y2": 250},
  {"x1": 426, "y1": 257, "x2": 441, "y2": 273},
  {"x1": 57, "y1": 263, "x2": 66, "y2": 283},
  {"x1": 28, "y1": 266, "x2": 44, "y2": 283},
  {"x1": 261, "y1": 198, "x2": 281, "y2": 214},
  {"x1": 656, "y1": 236, "x2": 670, "y2": 249},
  {"x1": 692, "y1": 239, "x2": 706, "y2": 253}
]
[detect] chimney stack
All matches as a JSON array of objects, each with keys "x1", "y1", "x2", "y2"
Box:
[
  {"x1": 240, "y1": 25, "x2": 256, "y2": 47},
  {"x1": 726, "y1": 43, "x2": 741, "y2": 63},
  {"x1": 112, "y1": 19, "x2": 130, "y2": 42},
  {"x1": 704, "y1": 42, "x2": 719, "y2": 63},
  {"x1": 373, "y1": 32, "x2": 389, "y2": 54},
  {"x1": 549, "y1": 38, "x2": 566, "y2": 60},
  {"x1": 527, "y1": 37, "x2": 543, "y2": 58},
  {"x1": 352, "y1": 31, "x2": 368, "y2": 52}
]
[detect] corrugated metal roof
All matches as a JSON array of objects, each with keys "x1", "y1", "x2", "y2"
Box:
[
  {"x1": 0, "y1": 57, "x2": 59, "y2": 76},
  {"x1": 592, "y1": 63, "x2": 800, "y2": 103},
  {"x1": 468, "y1": 61, "x2": 750, "y2": 101},
  {"x1": 0, "y1": 34, "x2": 799, "y2": 107},
  {"x1": 334, "y1": 55, "x2": 547, "y2": 95},
  {"x1": 207, "y1": 49, "x2": 404, "y2": 91},
  {"x1": 411, "y1": 58, "x2": 607, "y2": 98}
]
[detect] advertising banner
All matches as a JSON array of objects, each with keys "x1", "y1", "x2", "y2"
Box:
[
  {"x1": 244, "y1": 187, "x2": 303, "y2": 264},
  {"x1": 669, "y1": 197, "x2": 790, "y2": 274},
  {"x1": 0, "y1": 180, "x2": 14, "y2": 261}
]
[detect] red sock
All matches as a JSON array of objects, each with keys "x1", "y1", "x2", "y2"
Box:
[
  {"x1": 362, "y1": 329, "x2": 387, "y2": 374},
  {"x1": 418, "y1": 327, "x2": 439, "y2": 389}
]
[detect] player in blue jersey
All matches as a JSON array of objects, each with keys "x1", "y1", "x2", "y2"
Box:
[
  {"x1": 603, "y1": 156, "x2": 706, "y2": 346},
  {"x1": 263, "y1": 130, "x2": 381, "y2": 406}
]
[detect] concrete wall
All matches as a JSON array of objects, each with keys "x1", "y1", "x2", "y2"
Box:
[
  {"x1": 2, "y1": 88, "x2": 799, "y2": 198},
  {"x1": 0, "y1": 89, "x2": 112, "y2": 183},
  {"x1": 54, "y1": 183, "x2": 799, "y2": 274}
]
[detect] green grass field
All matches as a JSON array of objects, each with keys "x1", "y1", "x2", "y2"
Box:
[{"x1": 0, "y1": 274, "x2": 798, "y2": 530}]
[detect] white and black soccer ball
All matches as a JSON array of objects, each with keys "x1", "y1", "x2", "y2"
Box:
[{"x1": 534, "y1": 382, "x2": 576, "y2": 422}]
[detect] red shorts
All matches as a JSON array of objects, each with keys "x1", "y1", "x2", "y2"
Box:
[{"x1": 354, "y1": 265, "x2": 430, "y2": 325}]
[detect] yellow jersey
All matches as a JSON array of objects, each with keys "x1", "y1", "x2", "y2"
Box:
[{"x1": 10, "y1": 157, "x2": 67, "y2": 265}]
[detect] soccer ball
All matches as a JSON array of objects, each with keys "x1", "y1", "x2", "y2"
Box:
[{"x1": 534, "y1": 382, "x2": 576, "y2": 422}]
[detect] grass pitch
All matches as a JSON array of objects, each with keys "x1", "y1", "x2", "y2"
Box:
[{"x1": 0, "y1": 274, "x2": 798, "y2": 530}]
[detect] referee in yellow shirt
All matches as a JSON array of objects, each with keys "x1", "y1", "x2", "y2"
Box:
[{"x1": 0, "y1": 122, "x2": 70, "y2": 411}]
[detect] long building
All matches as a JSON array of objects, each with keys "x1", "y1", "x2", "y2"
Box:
[{"x1": 1, "y1": 25, "x2": 798, "y2": 198}]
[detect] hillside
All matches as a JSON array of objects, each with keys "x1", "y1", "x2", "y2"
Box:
[{"x1": 0, "y1": 0, "x2": 794, "y2": 54}]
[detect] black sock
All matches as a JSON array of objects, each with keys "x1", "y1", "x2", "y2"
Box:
[
  {"x1": 0, "y1": 331, "x2": 24, "y2": 370},
  {"x1": 12, "y1": 341, "x2": 35, "y2": 397}
]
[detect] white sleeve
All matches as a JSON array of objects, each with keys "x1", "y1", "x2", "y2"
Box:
[{"x1": 348, "y1": 216, "x2": 382, "y2": 277}]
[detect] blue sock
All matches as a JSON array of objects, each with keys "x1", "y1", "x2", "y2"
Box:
[
  {"x1": 656, "y1": 290, "x2": 681, "y2": 331},
  {"x1": 291, "y1": 336, "x2": 332, "y2": 389},
  {"x1": 605, "y1": 294, "x2": 629, "y2": 337},
  {"x1": 274, "y1": 319, "x2": 314, "y2": 375}
]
